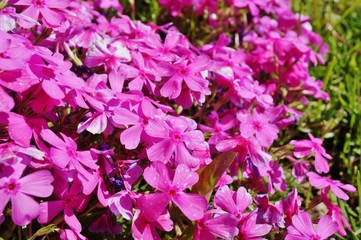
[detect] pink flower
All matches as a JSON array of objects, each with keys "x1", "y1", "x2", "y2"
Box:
[
  {"x1": 238, "y1": 109, "x2": 279, "y2": 147},
  {"x1": 38, "y1": 174, "x2": 89, "y2": 233},
  {"x1": 285, "y1": 211, "x2": 338, "y2": 240},
  {"x1": 159, "y1": 55, "x2": 211, "y2": 105},
  {"x1": 40, "y1": 129, "x2": 98, "y2": 194},
  {"x1": 131, "y1": 209, "x2": 173, "y2": 240},
  {"x1": 214, "y1": 186, "x2": 252, "y2": 221},
  {"x1": 145, "y1": 115, "x2": 207, "y2": 168},
  {"x1": 199, "y1": 111, "x2": 236, "y2": 146},
  {"x1": 307, "y1": 172, "x2": 356, "y2": 200},
  {"x1": 321, "y1": 192, "x2": 352, "y2": 236},
  {"x1": 14, "y1": 0, "x2": 70, "y2": 28},
  {"x1": 85, "y1": 38, "x2": 131, "y2": 71},
  {"x1": 194, "y1": 210, "x2": 239, "y2": 240},
  {"x1": 237, "y1": 213, "x2": 272, "y2": 239},
  {"x1": 137, "y1": 162, "x2": 207, "y2": 221},
  {"x1": 216, "y1": 136, "x2": 272, "y2": 168},
  {"x1": 291, "y1": 133, "x2": 332, "y2": 174},
  {"x1": 0, "y1": 163, "x2": 54, "y2": 226}
]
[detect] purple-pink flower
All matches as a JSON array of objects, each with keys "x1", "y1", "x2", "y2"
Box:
[
  {"x1": 0, "y1": 163, "x2": 54, "y2": 226},
  {"x1": 137, "y1": 162, "x2": 207, "y2": 221},
  {"x1": 286, "y1": 211, "x2": 338, "y2": 240}
]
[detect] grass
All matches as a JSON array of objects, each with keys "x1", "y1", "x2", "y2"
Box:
[{"x1": 292, "y1": 0, "x2": 361, "y2": 238}]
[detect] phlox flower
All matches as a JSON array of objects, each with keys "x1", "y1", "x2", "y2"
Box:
[
  {"x1": 199, "y1": 111, "x2": 236, "y2": 146},
  {"x1": 237, "y1": 212, "x2": 272, "y2": 239},
  {"x1": 276, "y1": 189, "x2": 301, "y2": 227},
  {"x1": 238, "y1": 109, "x2": 279, "y2": 147},
  {"x1": 0, "y1": 112, "x2": 47, "y2": 148},
  {"x1": 85, "y1": 38, "x2": 131, "y2": 71},
  {"x1": 137, "y1": 162, "x2": 208, "y2": 221},
  {"x1": 194, "y1": 210, "x2": 239, "y2": 240},
  {"x1": 159, "y1": 55, "x2": 211, "y2": 107},
  {"x1": 321, "y1": 192, "x2": 352, "y2": 236},
  {"x1": 14, "y1": 0, "x2": 70, "y2": 28},
  {"x1": 214, "y1": 186, "x2": 252, "y2": 221},
  {"x1": 307, "y1": 172, "x2": 356, "y2": 201},
  {"x1": 216, "y1": 136, "x2": 272, "y2": 168},
  {"x1": 132, "y1": 209, "x2": 173, "y2": 240},
  {"x1": 291, "y1": 133, "x2": 332, "y2": 174},
  {"x1": 40, "y1": 129, "x2": 99, "y2": 194},
  {"x1": 38, "y1": 174, "x2": 90, "y2": 233},
  {"x1": 0, "y1": 163, "x2": 54, "y2": 226},
  {"x1": 145, "y1": 114, "x2": 207, "y2": 168},
  {"x1": 285, "y1": 211, "x2": 338, "y2": 240}
]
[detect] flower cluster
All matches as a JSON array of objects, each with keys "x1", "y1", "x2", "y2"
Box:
[{"x1": 0, "y1": 0, "x2": 356, "y2": 239}]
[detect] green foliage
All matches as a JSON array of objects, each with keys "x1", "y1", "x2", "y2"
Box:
[{"x1": 293, "y1": 0, "x2": 361, "y2": 238}]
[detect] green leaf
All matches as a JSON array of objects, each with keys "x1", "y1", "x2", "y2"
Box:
[{"x1": 192, "y1": 151, "x2": 237, "y2": 201}]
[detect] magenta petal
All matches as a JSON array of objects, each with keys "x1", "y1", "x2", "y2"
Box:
[
  {"x1": 206, "y1": 214, "x2": 239, "y2": 239},
  {"x1": 214, "y1": 186, "x2": 238, "y2": 214},
  {"x1": 236, "y1": 187, "x2": 252, "y2": 213},
  {"x1": 147, "y1": 139, "x2": 175, "y2": 163},
  {"x1": 76, "y1": 151, "x2": 98, "y2": 169},
  {"x1": 137, "y1": 193, "x2": 171, "y2": 222},
  {"x1": 40, "y1": 7, "x2": 64, "y2": 27},
  {"x1": 41, "y1": 129, "x2": 67, "y2": 148},
  {"x1": 160, "y1": 75, "x2": 182, "y2": 99},
  {"x1": 11, "y1": 192, "x2": 40, "y2": 226},
  {"x1": 330, "y1": 185, "x2": 349, "y2": 200},
  {"x1": 314, "y1": 152, "x2": 329, "y2": 174},
  {"x1": 0, "y1": 189, "x2": 11, "y2": 213},
  {"x1": 291, "y1": 212, "x2": 316, "y2": 237},
  {"x1": 172, "y1": 192, "x2": 207, "y2": 220},
  {"x1": 174, "y1": 143, "x2": 200, "y2": 168},
  {"x1": 143, "y1": 162, "x2": 171, "y2": 192},
  {"x1": 120, "y1": 124, "x2": 143, "y2": 150},
  {"x1": 64, "y1": 207, "x2": 82, "y2": 232},
  {"x1": 50, "y1": 147, "x2": 70, "y2": 168},
  {"x1": 155, "y1": 211, "x2": 174, "y2": 232},
  {"x1": 38, "y1": 200, "x2": 64, "y2": 223},
  {"x1": 18, "y1": 170, "x2": 54, "y2": 197},
  {"x1": 42, "y1": 79, "x2": 65, "y2": 99},
  {"x1": 0, "y1": 87, "x2": 14, "y2": 112},
  {"x1": 112, "y1": 107, "x2": 139, "y2": 125},
  {"x1": 7, "y1": 113, "x2": 32, "y2": 147},
  {"x1": 86, "y1": 113, "x2": 107, "y2": 134},
  {"x1": 108, "y1": 191, "x2": 133, "y2": 220},
  {"x1": 316, "y1": 215, "x2": 338, "y2": 239},
  {"x1": 172, "y1": 164, "x2": 199, "y2": 190}
]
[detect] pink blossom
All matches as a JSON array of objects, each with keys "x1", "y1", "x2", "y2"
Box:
[
  {"x1": 0, "y1": 163, "x2": 54, "y2": 226},
  {"x1": 238, "y1": 109, "x2": 279, "y2": 147},
  {"x1": 199, "y1": 111, "x2": 237, "y2": 146},
  {"x1": 85, "y1": 38, "x2": 131, "y2": 71},
  {"x1": 286, "y1": 211, "x2": 338, "y2": 240},
  {"x1": 194, "y1": 210, "x2": 239, "y2": 240},
  {"x1": 132, "y1": 209, "x2": 173, "y2": 240},
  {"x1": 14, "y1": 0, "x2": 70, "y2": 28},
  {"x1": 38, "y1": 175, "x2": 89, "y2": 233},
  {"x1": 145, "y1": 115, "x2": 207, "y2": 168},
  {"x1": 307, "y1": 172, "x2": 356, "y2": 200},
  {"x1": 291, "y1": 133, "x2": 332, "y2": 174},
  {"x1": 40, "y1": 129, "x2": 98, "y2": 194},
  {"x1": 237, "y1": 213, "x2": 272, "y2": 239},
  {"x1": 137, "y1": 162, "x2": 207, "y2": 221},
  {"x1": 159, "y1": 55, "x2": 211, "y2": 106},
  {"x1": 214, "y1": 186, "x2": 252, "y2": 221},
  {"x1": 321, "y1": 192, "x2": 352, "y2": 236}
]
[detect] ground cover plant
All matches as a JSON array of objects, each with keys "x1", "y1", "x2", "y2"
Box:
[{"x1": 0, "y1": 0, "x2": 359, "y2": 239}]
